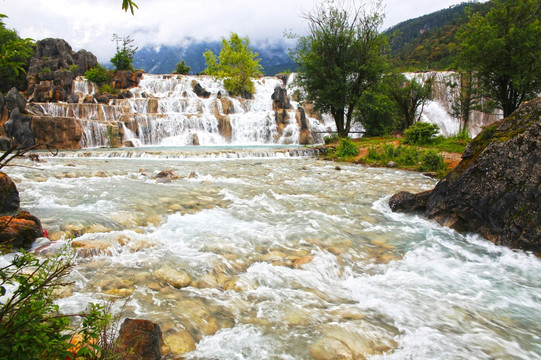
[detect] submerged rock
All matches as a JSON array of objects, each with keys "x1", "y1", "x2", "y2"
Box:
[
  {"x1": 390, "y1": 97, "x2": 541, "y2": 252},
  {"x1": 117, "y1": 318, "x2": 163, "y2": 360}
]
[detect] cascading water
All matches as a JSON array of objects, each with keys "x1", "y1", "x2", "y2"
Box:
[{"x1": 6, "y1": 152, "x2": 541, "y2": 360}]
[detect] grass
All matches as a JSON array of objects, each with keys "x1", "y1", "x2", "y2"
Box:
[{"x1": 322, "y1": 134, "x2": 470, "y2": 178}]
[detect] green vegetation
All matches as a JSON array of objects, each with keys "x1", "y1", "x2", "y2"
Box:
[
  {"x1": 0, "y1": 250, "x2": 121, "y2": 359},
  {"x1": 387, "y1": 74, "x2": 434, "y2": 130},
  {"x1": 204, "y1": 33, "x2": 263, "y2": 98},
  {"x1": 403, "y1": 122, "x2": 440, "y2": 145},
  {"x1": 173, "y1": 60, "x2": 190, "y2": 75},
  {"x1": 99, "y1": 84, "x2": 119, "y2": 96},
  {"x1": 110, "y1": 34, "x2": 137, "y2": 71},
  {"x1": 69, "y1": 64, "x2": 79, "y2": 73},
  {"x1": 336, "y1": 138, "x2": 360, "y2": 159},
  {"x1": 354, "y1": 81, "x2": 400, "y2": 137},
  {"x1": 85, "y1": 64, "x2": 113, "y2": 85},
  {"x1": 121, "y1": 0, "x2": 138, "y2": 14},
  {"x1": 292, "y1": 0, "x2": 387, "y2": 137},
  {"x1": 457, "y1": 0, "x2": 541, "y2": 117},
  {"x1": 0, "y1": 15, "x2": 35, "y2": 93},
  {"x1": 366, "y1": 144, "x2": 448, "y2": 175}
]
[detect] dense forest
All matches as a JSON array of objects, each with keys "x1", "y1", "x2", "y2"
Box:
[{"x1": 384, "y1": 1, "x2": 493, "y2": 70}]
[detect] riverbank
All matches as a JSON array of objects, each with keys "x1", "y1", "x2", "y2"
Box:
[{"x1": 318, "y1": 135, "x2": 468, "y2": 178}]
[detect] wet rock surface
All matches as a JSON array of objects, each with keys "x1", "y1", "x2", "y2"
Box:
[{"x1": 390, "y1": 97, "x2": 541, "y2": 252}]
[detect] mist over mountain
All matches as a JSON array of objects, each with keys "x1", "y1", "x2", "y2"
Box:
[{"x1": 133, "y1": 39, "x2": 297, "y2": 75}]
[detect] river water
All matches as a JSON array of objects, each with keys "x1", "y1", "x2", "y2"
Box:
[{"x1": 6, "y1": 147, "x2": 541, "y2": 360}]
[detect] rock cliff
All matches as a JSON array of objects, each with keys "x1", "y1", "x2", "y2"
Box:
[{"x1": 390, "y1": 97, "x2": 541, "y2": 252}]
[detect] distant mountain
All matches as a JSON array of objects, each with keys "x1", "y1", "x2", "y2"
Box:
[
  {"x1": 384, "y1": 1, "x2": 493, "y2": 70},
  {"x1": 133, "y1": 39, "x2": 297, "y2": 75}
]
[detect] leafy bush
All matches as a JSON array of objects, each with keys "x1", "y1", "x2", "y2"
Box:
[
  {"x1": 419, "y1": 149, "x2": 447, "y2": 172},
  {"x1": 0, "y1": 250, "x2": 120, "y2": 359},
  {"x1": 404, "y1": 122, "x2": 440, "y2": 145},
  {"x1": 69, "y1": 64, "x2": 79, "y2": 73},
  {"x1": 323, "y1": 134, "x2": 340, "y2": 144},
  {"x1": 173, "y1": 60, "x2": 190, "y2": 75},
  {"x1": 336, "y1": 138, "x2": 359, "y2": 158},
  {"x1": 85, "y1": 64, "x2": 113, "y2": 85},
  {"x1": 99, "y1": 84, "x2": 119, "y2": 95}
]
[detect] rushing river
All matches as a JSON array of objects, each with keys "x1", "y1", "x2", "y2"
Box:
[{"x1": 6, "y1": 147, "x2": 541, "y2": 360}]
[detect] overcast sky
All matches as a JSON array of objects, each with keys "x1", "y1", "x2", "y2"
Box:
[{"x1": 2, "y1": 0, "x2": 478, "y2": 62}]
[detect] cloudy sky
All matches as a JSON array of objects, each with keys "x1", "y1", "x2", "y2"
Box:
[{"x1": 2, "y1": 0, "x2": 478, "y2": 62}]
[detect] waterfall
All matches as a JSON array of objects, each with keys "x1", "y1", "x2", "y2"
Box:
[{"x1": 406, "y1": 72, "x2": 502, "y2": 136}]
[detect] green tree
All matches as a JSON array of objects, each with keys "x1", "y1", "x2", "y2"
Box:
[
  {"x1": 110, "y1": 34, "x2": 137, "y2": 71},
  {"x1": 0, "y1": 15, "x2": 34, "y2": 93},
  {"x1": 173, "y1": 60, "x2": 190, "y2": 75},
  {"x1": 85, "y1": 64, "x2": 113, "y2": 85},
  {"x1": 354, "y1": 78, "x2": 400, "y2": 136},
  {"x1": 203, "y1": 33, "x2": 263, "y2": 98},
  {"x1": 387, "y1": 73, "x2": 434, "y2": 131},
  {"x1": 457, "y1": 0, "x2": 541, "y2": 117},
  {"x1": 291, "y1": 0, "x2": 388, "y2": 137}
]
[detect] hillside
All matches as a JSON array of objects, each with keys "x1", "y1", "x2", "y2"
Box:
[
  {"x1": 133, "y1": 40, "x2": 296, "y2": 75},
  {"x1": 384, "y1": 1, "x2": 493, "y2": 70}
]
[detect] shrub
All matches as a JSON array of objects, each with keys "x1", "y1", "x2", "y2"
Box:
[
  {"x1": 0, "y1": 250, "x2": 119, "y2": 359},
  {"x1": 69, "y1": 64, "x2": 79, "y2": 73},
  {"x1": 419, "y1": 150, "x2": 447, "y2": 172},
  {"x1": 323, "y1": 134, "x2": 340, "y2": 144},
  {"x1": 99, "y1": 84, "x2": 119, "y2": 96},
  {"x1": 85, "y1": 64, "x2": 113, "y2": 86},
  {"x1": 404, "y1": 122, "x2": 440, "y2": 145},
  {"x1": 336, "y1": 138, "x2": 359, "y2": 158},
  {"x1": 173, "y1": 60, "x2": 190, "y2": 75}
]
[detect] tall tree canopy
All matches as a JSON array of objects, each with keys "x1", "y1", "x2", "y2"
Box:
[
  {"x1": 292, "y1": 0, "x2": 388, "y2": 137},
  {"x1": 204, "y1": 33, "x2": 263, "y2": 98},
  {"x1": 0, "y1": 15, "x2": 34, "y2": 93},
  {"x1": 457, "y1": 0, "x2": 541, "y2": 117}
]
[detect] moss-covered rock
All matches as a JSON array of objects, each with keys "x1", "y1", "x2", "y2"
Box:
[{"x1": 390, "y1": 97, "x2": 541, "y2": 252}]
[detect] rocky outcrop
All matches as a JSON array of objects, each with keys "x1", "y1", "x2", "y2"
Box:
[
  {"x1": 192, "y1": 81, "x2": 210, "y2": 98},
  {"x1": 296, "y1": 107, "x2": 313, "y2": 145},
  {"x1": 112, "y1": 70, "x2": 143, "y2": 90},
  {"x1": 390, "y1": 97, "x2": 541, "y2": 252},
  {"x1": 0, "y1": 211, "x2": 44, "y2": 250},
  {"x1": 31, "y1": 116, "x2": 83, "y2": 149},
  {"x1": 26, "y1": 38, "x2": 98, "y2": 102},
  {"x1": 117, "y1": 319, "x2": 164, "y2": 360},
  {"x1": 0, "y1": 172, "x2": 20, "y2": 214}
]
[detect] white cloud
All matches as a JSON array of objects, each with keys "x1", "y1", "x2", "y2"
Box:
[{"x1": 2, "y1": 0, "x2": 481, "y2": 62}]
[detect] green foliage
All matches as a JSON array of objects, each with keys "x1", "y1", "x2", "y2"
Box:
[
  {"x1": 366, "y1": 143, "x2": 448, "y2": 175},
  {"x1": 387, "y1": 73, "x2": 434, "y2": 130},
  {"x1": 403, "y1": 122, "x2": 440, "y2": 145},
  {"x1": 110, "y1": 34, "x2": 137, "y2": 71},
  {"x1": 355, "y1": 79, "x2": 400, "y2": 136},
  {"x1": 0, "y1": 249, "x2": 120, "y2": 360},
  {"x1": 336, "y1": 138, "x2": 359, "y2": 159},
  {"x1": 39, "y1": 66, "x2": 52, "y2": 75},
  {"x1": 0, "y1": 15, "x2": 35, "y2": 93},
  {"x1": 173, "y1": 60, "x2": 190, "y2": 75},
  {"x1": 69, "y1": 64, "x2": 79, "y2": 73},
  {"x1": 121, "y1": 0, "x2": 138, "y2": 14},
  {"x1": 0, "y1": 251, "x2": 72, "y2": 359},
  {"x1": 457, "y1": 0, "x2": 541, "y2": 117},
  {"x1": 419, "y1": 149, "x2": 447, "y2": 172},
  {"x1": 323, "y1": 134, "x2": 340, "y2": 144},
  {"x1": 99, "y1": 84, "x2": 119, "y2": 95},
  {"x1": 85, "y1": 64, "x2": 113, "y2": 85},
  {"x1": 204, "y1": 33, "x2": 262, "y2": 98},
  {"x1": 292, "y1": 0, "x2": 388, "y2": 137}
]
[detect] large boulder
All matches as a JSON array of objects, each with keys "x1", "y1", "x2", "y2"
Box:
[
  {"x1": 271, "y1": 86, "x2": 291, "y2": 111},
  {"x1": 0, "y1": 211, "x2": 43, "y2": 250},
  {"x1": 31, "y1": 116, "x2": 83, "y2": 149},
  {"x1": 5, "y1": 88, "x2": 27, "y2": 114},
  {"x1": 0, "y1": 172, "x2": 20, "y2": 213},
  {"x1": 390, "y1": 97, "x2": 541, "y2": 252},
  {"x1": 117, "y1": 318, "x2": 164, "y2": 360},
  {"x1": 4, "y1": 108, "x2": 36, "y2": 147}
]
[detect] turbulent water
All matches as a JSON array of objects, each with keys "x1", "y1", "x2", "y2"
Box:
[{"x1": 5, "y1": 148, "x2": 541, "y2": 360}]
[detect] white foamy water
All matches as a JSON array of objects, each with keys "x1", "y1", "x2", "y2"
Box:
[{"x1": 5, "y1": 150, "x2": 540, "y2": 360}]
